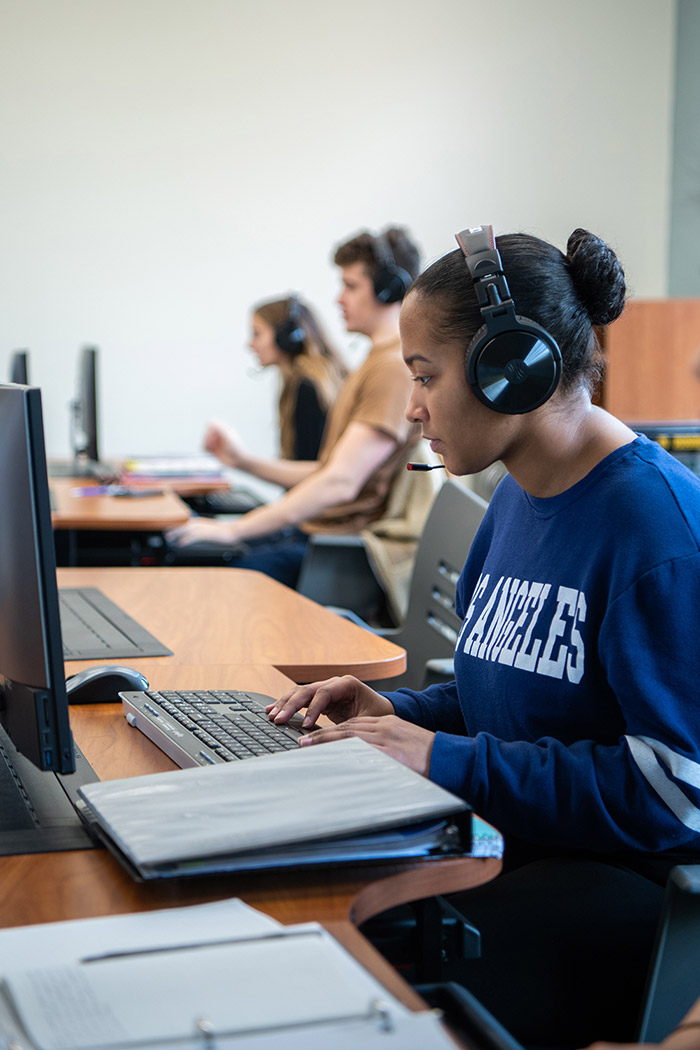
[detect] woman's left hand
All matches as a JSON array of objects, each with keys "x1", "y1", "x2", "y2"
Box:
[
  {"x1": 300, "y1": 714, "x2": 435, "y2": 776},
  {"x1": 166, "y1": 518, "x2": 240, "y2": 548}
]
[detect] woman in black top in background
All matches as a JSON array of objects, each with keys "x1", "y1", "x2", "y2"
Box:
[{"x1": 243, "y1": 295, "x2": 347, "y2": 460}]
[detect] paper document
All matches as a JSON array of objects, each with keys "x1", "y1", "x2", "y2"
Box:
[
  {"x1": 0, "y1": 898, "x2": 280, "y2": 971},
  {"x1": 0, "y1": 905, "x2": 457, "y2": 1050},
  {"x1": 121, "y1": 454, "x2": 224, "y2": 477}
]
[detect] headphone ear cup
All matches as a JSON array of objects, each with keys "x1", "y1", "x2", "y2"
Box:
[
  {"x1": 465, "y1": 318, "x2": 562, "y2": 415},
  {"x1": 275, "y1": 318, "x2": 306, "y2": 356},
  {"x1": 373, "y1": 264, "x2": 412, "y2": 304}
]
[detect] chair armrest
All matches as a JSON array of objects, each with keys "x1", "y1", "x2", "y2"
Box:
[
  {"x1": 325, "y1": 606, "x2": 377, "y2": 631},
  {"x1": 305, "y1": 533, "x2": 366, "y2": 548},
  {"x1": 423, "y1": 657, "x2": 455, "y2": 688},
  {"x1": 670, "y1": 865, "x2": 700, "y2": 894},
  {"x1": 415, "y1": 982, "x2": 524, "y2": 1050},
  {"x1": 297, "y1": 533, "x2": 389, "y2": 624}
]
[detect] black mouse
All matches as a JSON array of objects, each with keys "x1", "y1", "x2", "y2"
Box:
[{"x1": 65, "y1": 664, "x2": 149, "y2": 704}]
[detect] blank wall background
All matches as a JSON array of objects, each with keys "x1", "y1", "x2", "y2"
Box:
[{"x1": 0, "y1": 0, "x2": 675, "y2": 461}]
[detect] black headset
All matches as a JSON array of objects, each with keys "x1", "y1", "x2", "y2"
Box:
[
  {"x1": 372, "y1": 232, "x2": 413, "y2": 304},
  {"x1": 455, "y1": 225, "x2": 562, "y2": 415},
  {"x1": 274, "y1": 295, "x2": 306, "y2": 356}
]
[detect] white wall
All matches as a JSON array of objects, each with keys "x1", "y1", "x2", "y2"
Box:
[
  {"x1": 0, "y1": 0, "x2": 676, "y2": 461},
  {"x1": 669, "y1": 0, "x2": 700, "y2": 295}
]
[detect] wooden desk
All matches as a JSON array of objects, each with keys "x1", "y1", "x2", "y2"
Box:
[
  {"x1": 48, "y1": 459, "x2": 230, "y2": 498},
  {"x1": 0, "y1": 664, "x2": 500, "y2": 1012},
  {"x1": 59, "y1": 566, "x2": 407, "y2": 683},
  {"x1": 1, "y1": 569, "x2": 500, "y2": 1018},
  {"x1": 50, "y1": 477, "x2": 191, "y2": 531}
]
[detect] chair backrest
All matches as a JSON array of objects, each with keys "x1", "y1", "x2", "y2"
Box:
[
  {"x1": 297, "y1": 446, "x2": 442, "y2": 626},
  {"x1": 370, "y1": 479, "x2": 488, "y2": 691},
  {"x1": 637, "y1": 864, "x2": 700, "y2": 1041}
]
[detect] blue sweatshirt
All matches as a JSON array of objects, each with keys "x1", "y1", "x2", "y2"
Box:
[{"x1": 388, "y1": 436, "x2": 700, "y2": 860}]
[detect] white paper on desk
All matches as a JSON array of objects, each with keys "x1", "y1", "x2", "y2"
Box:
[
  {"x1": 0, "y1": 898, "x2": 280, "y2": 972},
  {"x1": 122, "y1": 454, "x2": 224, "y2": 477},
  {"x1": 2, "y1": 923, "x2": 452, "y2": 1050},
  {"x1": 77, "y1": 737, "x2": 467, "y2": 872}
]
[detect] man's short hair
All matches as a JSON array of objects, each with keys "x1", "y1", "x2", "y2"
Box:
[{"x1": 333, "y1": 227, "x2": 421, "y2": 289}]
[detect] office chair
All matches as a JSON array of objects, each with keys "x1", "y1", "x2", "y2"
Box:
[
  {"x1": 295, "y1": 531, "x2": 393, "y2": 624},
  {"x1": 297, "y1": 449, "x2": 443, "y2": 627},
  {"x1": 637, "y1": 864, "x2": 700, "y2": 1041},
  {"x1": 317, "y1": 479, "x2": 488, "y2": 693}
]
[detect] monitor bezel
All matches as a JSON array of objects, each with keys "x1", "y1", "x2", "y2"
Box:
[
  {"x1": 0, "y1": 384, "x2": 75, "y2": 774},
  {"x1": 73, "y1": 345, "x2": 99, "y2": 464}
]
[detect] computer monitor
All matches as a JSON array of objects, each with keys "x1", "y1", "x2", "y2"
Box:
[
  {"x1": 0, "y1": 383, "x2": 75, "y2": 774},
  {"x1": 633, "y1": 422, "x2": 700, "y2": 478},
  {"x1": 9, "y1": 349, "x2": 30, "y2": 385},
  {"x1": 72, "y1": 345, "x2": 100, "y2": 465}
]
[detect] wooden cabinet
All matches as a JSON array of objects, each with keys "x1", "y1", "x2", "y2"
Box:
[{"x1": 600, "y1": 299, "x2": 700, "y2": 422}]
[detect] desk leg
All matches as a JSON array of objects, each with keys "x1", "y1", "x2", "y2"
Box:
[{"x1": 54, "y1": 528, "x2": 79, "y2": 568}]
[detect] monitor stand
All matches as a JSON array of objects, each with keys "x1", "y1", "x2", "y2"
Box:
[
  {"x1": 48, "y1": 458, "x2": 119, "y2": 483},
  {"x1": 0, "y1": 725, "x2": 100, "y2": 855}
]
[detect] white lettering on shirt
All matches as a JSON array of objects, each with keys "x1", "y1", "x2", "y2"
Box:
[{"x1": 460, "y1": 577, "x2": 586, "y2": 684}]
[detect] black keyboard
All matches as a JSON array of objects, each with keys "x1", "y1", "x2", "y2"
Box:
[
  {"x1": 183, "y1": 488, "x2": 264, "y2": 516},
  {"x1": 121, "y1": 689, "x2": 306, "y2": 768}
]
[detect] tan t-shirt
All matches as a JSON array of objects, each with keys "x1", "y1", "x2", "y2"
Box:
[{"x1": 303, "y1": 337, "x2": 421, "y2": 534}]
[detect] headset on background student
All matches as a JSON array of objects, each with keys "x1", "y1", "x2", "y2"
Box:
[
  {"x1": 274, "y1": 295, "x2": 306, "y2": 357},
  {"x1": 371, "y1": 231, "x2": 414, "y2": 305}
]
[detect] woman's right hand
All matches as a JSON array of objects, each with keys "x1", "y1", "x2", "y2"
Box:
[
  {"x1": 204, "y1": 419, "x2": 247, "y2": 469},
  {"x1": 267, "y1": 675, "x2": 394, "y2": 729}
]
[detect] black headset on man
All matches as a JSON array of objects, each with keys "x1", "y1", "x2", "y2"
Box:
[
  {"x1": 277, "y1": 233, "x2": 412, "y2": 355},
  {"x1": 455, "y1": 224, "x2": 562, "y2": 415},
  {"x1": 371, "y1": 231, "x2": 413, "y2": 304}
]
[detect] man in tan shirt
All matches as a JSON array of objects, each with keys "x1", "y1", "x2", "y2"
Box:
[{"x1": 168, "y1": 227, "x2": 421, "y2": 587}]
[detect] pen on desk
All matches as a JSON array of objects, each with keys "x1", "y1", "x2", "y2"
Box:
[{"x1": 406, "y1": 462, "x2": 446, "y2": 471}]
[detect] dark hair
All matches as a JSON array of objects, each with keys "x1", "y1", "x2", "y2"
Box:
[
  {"x1": 333, "y1": 226, "x2": 421, "y2": 291},
  {"x1": 410, "y1": 229, "x2": 626, "y2": 391}
]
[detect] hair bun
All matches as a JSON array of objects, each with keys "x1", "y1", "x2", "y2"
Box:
[{"x1": 566, "y1": 228, "x2": 626, "y2": 326}]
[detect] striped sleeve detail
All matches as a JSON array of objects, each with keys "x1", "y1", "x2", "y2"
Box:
[{"x1": 625, "y1": 735, "x2": 700, "y2": 833}]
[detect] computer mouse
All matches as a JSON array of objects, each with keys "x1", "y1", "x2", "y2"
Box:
[{"x1": 65, "y1": 664, "x2": 149, "y2": 704}]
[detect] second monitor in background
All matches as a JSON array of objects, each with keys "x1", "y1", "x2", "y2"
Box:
[
  {"x1": 71, "y1": 345, "x2": 100, "y2": 469},
  {"x1": 9, "y1": 349, "x2": 30, "y2": 385},
  {"x1": 50, "y1": 345, "x2": 116, "y2": 481}
]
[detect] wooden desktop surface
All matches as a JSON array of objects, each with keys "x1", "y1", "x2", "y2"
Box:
[
  {"x1": 50, "y1": 476, "x2": 191, "y2": 531},
  {"x1": 60, "y1": 566, "x2": 407, "y2": 683},
  {"x1": 0, "y1": 675, "x2": 500, "y2": 1005},
  {"x1": 0, "y1": 571, "x2": 501, "y2": 1017}
]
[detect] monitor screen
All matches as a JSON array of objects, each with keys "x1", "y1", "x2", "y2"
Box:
[
  {"x1": 72, "y1": 345, "x2": 100, "y2": 464},
  {"x1": 633, "y1": 422, "x2": 700, "y2": 479},
  {"x1": 0, "y1": 384, "x2": 75, "y2": 773},
  {"x1": 9, "y1": 349, "x2": 30, "y2": 385}
]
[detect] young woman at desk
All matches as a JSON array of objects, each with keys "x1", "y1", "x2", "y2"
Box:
[
  {"x1": 207, "y1": 295, "x2": 347, "y2": 464},
  {"x1": 268, "y1": 226, "x2": 700, "y2": 1048}
]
